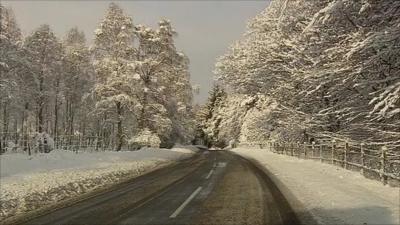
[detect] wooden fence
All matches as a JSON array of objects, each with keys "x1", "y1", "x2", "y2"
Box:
[{"x1": 239, "y1": 140, "x2": 400, "y2": 185}]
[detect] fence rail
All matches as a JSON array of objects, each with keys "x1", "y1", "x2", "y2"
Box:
[{"x1": 239, "y1": 140, "x2": 400, "y2": 186}]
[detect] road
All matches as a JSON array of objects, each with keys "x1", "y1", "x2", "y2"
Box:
[{"x1": 17, "y1": 150, "x2": 300, "y2": 225}]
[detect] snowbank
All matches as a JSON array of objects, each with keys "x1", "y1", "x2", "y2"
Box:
[
  {"x1": 232, "y1": 148, "x2": 400, "y2": 225},
  {"x1": 0, "y1": 147, "x2": 199, "y2": 221}
]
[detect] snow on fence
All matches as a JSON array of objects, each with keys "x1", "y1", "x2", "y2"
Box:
[
  {"x1": 238, "y1": 140, "x2": 400, "y2": 186},
  {"x1": 0, "y1": 132, "x2": 138, "y2": 155}
]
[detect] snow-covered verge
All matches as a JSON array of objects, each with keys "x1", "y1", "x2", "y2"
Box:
[
  {"x1": 0, "y1": 147, "x2": 199, "y2": 221},
  {"x1": 232, "y1": 148, "x2": 400, "y2": 225}
]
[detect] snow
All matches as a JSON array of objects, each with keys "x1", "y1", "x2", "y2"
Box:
[
  {"x1": 0, "y1": 147, "x2": 199, "y2": 221},
  {"x1": 213, "y1": 0, "x2": 400, "y2": 144},
  {"x1": 133, "y1": 73, "x2": 141, "y2": 80},
  {"x1": 94, "y1": 28, "x2": 102, "y2": 36},
  {"x1": 232, "y1": 148, "x2": 400, "y2": 225},
  {"x1": 129, "y1": 128, "x2": 161, "y2": 147}
]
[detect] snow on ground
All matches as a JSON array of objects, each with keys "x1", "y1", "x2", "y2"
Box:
[
  {"x1": 0, "y1": 147, "x2": 199, "y2": 221},
  {"x1": 232, "y1": 148, "x2": 400, "y2": 225}
]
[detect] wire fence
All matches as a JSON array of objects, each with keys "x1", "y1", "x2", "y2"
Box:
[
  {"x1": 239, "y1": 140, "x2": 400, "y2": 186},
  {"x1": 0, "y1": 132, "x2": 137, "y2": 155}
]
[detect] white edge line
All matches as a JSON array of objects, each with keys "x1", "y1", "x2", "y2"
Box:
[
  {"x1": 169, "y1": 186, "x2": 203, "y2": 218},
  {"x1": 205, "y1": 169, "x2": 214, "y2": 179}
]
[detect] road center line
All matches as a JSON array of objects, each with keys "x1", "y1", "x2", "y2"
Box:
[
  {"x1": 169, "y1": 186, "x2": 203, "y2": 218},
  {"x1": 205, "y1": 169, "x2": 214, "y2": 179}
]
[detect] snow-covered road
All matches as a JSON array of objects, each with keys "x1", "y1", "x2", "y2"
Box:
[
  {"x1": 3, "y1": 150, "x2": 299, "y2": 225},
  {"x1": 0, "y1": 147, "x2": 198, "y2": 222},
  {"x1": 232, "y1": 148, "x2": 400, "y2": 225}
]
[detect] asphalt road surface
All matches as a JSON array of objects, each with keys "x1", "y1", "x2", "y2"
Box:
[{"x1": 16, "y1": 150, "x2": 301, "y2": 225}]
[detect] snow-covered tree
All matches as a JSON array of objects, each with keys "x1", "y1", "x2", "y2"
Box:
[
  {"x1": 133, "y1": 24, "x2": 173, "y2": 145},
  {"x1": 0, "y1": 3, "x2": 195, "y2": 152},
  {"x1": 92, "y1": 3, "x2": 139, "y2": 151},
  {"x1": 198, "y1": 84, "x2": 228, "y2": 147},
  {"x1": 133, "y1": 19, "x2": 194, "y2": 147},
  {"x1": 213, "y1": 0, "x2": 400, "y2": 145},
  {"x1": 297, "y1": 0, "x2": 400, "y2": 142},
  {"x1": 24, "y1": 24, "x2": 64, "y2": 134},
  {"x1": 0, "y1": 5, "x2": 23, "y2": 151},
  {"x1": 62, "y1": 27, "x2": 94, "y2": 138}
]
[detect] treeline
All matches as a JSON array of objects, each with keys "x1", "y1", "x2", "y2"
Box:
[
  {"x1": 0, "y1": 3, "x2": 195, "y2": 151},
  {"x1": 199, "y1": 0, "x2": 400, "y2": 147}
]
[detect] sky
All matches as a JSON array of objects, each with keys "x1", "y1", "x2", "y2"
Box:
[{"x1": 3, "y1": 0, "x2": 269, "y2": 103}]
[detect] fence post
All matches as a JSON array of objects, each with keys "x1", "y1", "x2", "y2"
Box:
[
  {"x1": 360, "y1": 143, "x2": 365, "y2": 176},
  {"x1": 78, "y1": 135, "x2": 82, "y2": 153},
  {"x1": 344, "y1": 142, "x2": 349, "y2": 169},
  {"x1": 311, "y1": 141, "x2": 315, "y2": 158},
  {"x1": 319, "y1": 144, "x2": 323, "y2": 163},
  {"x1": 27, "y1": 131, "x2": 31, "y2": 156},
  {"x1": 331, "y1": 139, "x2": 336, "y2": 165},
  {"x1": 303, "y1": 142, "x2": 307, "y2": 159},
  {"x1": 283, "y1": 143, "x2": 287, "y2": 155},
  {"x1": 61, "y1": 136, "x2": 65, "y2": 150},
  {"x1": 290, "y1": 143, "x2": 294, "y2": 156},
  {"x1": 380, "y1": 146, "x2": 387, "y2": 185},
  {"x1": 95, "y1": 136, "x2": 99, "y2": 151},
  {"x1": 277, "y1": 143, "x2": 280, "y2": 154}
]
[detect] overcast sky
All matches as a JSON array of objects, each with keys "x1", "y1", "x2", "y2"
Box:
[{"x1": 3, "y1": 0, "x2": 269, "y2": 103}]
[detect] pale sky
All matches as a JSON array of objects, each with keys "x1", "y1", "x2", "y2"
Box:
[{"x1": 3, "y1": 0, "x2": 269, "y2": 103}]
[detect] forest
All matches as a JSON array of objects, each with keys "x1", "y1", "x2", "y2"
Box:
[
  {"x1": 1, "y1": 1, "x2": 399, "y2": 224},
  {"x1": 0, "y1": 3, "x2": 195, "y2": 152},
  {"x1": 199, "y1": 0, "x2": 400, "y2": 149},
  {"x1": 2, "y1": 0, "x2": 400, "y2": 154}
]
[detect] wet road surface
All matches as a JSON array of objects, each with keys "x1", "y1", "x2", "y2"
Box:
[{"x1": 16, "y1": 150, "x2": 300, "y2": 225}]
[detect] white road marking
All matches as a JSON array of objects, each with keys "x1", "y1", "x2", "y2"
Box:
[
  {"x1": 205, "y1": 169, "x2": 214, "y2": 179},
  {"x1": 169, "y1": 186, "x2": 203, "y2": 218}
]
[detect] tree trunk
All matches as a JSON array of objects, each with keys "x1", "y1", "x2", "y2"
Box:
[
  {"x1": 13, "y1": 118, "x2": 18, "y2": 145},
  {"x1": 69, "y1": 101, "x2": 74, "y2": 136},
  {"x1": 21, "y1": 103, "x2": 29, "y2": 151},
  {"x1": 2, "y1": 101, "x2": 8, "y2": 152},
  {"x1": 81, "y1": 112, "x2": 86, "y2": 137},
  {"x1": 38, "y1": 75, "x2": 44, "y2": 133},
  {"x1": 116, "y1": 102, "x2": 123, "y2": 151},
  {"x1": 64, "y1": 98, "x2": 69, "y2": 135},
  {"x1": 139, "y1": 81, "x2": 149, "y2": 130},
  {"x1": 54, "y1": 90, "x2": 59, "y2": 141},
  {"x1": 102, "y1": 113, "x2": 107, "y2": 150},
  {"x1": 67, "y1": 100, "x2": 74, "y2": 149}
]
